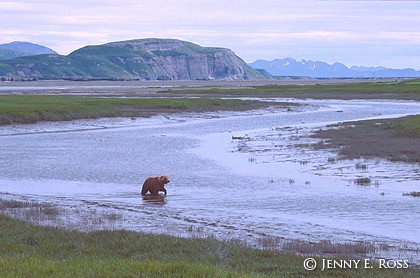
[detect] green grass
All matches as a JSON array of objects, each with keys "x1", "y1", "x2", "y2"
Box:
[
  {"x1": 1, "y1": 215, "x2": 417, "y2": 277},
  {"x1": 385, "y1": 115, "x2": 420, "y2": 138},
  {"x1": 158, "y1": 81, "x2": 420, "y2": 99},
  {"x1": 0, "y1": 96, "x2": 267, "y2": 125},
  {"x1": 403, "y1": 78, "x2": 420, "y2": 85},
  {"x1": 0, "y1": 258, "x2": 234, "y2": 277}
]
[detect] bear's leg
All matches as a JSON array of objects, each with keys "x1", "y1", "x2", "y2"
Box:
[
  {"x1": 141, "y1": 185, "x2": 149, "y2": 195},
  {"x1": 149, "y1": 187, "x2": 159, "y2": 195}
]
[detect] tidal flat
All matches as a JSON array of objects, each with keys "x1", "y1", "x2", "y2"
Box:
[
  {"x1": 0, "y1": 95, "x2": 296, "y2": 125},
  {"x1": 0, "y1": 80, "x2": 420, "y2": 274}
]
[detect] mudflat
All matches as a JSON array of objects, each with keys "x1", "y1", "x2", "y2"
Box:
[
  {"x1": 311, "y1": 117, "x2": 420, "y2": 163},
  {"x1": 1, "y1": 79, "x2": 419, "y2": 162},
  {"x1": 2, "y1": 78, "x2": 419, "y2": 100}
]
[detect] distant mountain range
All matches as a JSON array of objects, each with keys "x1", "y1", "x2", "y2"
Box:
[
  {"x1": 249, "y1": 58, "x2": 420, "y2": 78},
  {"x1": 1, "y1": 40, "x2": 419, "y2": 80},
  {"x1": 0, "y1": 39, "x2": 263, "y2": 81},
  {"x1": 0, "y1": 41, "x2": 57, "y2": 60}
]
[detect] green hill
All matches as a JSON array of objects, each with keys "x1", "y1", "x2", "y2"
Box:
[
  {"x1": 0, "y1": 41, "x2": 57, "y2": 60},
  {"x1": 0, "y1": 39, "x2": 266, "y2": 81}
]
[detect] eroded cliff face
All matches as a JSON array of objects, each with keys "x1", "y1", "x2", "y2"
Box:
[
  {"x1": 144, "y1": 50, "x2": 248, "y2": 80},
  {"x1": 0, "y1": 39, "x2": 266, "y2": 80},
  {"x1": 100, "y1": 39, "x2": 261, "y2": 80}
]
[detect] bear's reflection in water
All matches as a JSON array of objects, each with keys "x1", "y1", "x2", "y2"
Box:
[{"x1": 142, "y1": 194, "x2": 167, "y2": 205}]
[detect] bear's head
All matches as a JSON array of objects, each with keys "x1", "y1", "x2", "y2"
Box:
[{"x1": 158, "y1": 176, "x2": 170, "y2": 184}]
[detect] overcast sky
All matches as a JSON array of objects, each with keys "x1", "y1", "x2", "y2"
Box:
[{"x1": 1, "y1": 0, "x2": 419, "y2": 69}]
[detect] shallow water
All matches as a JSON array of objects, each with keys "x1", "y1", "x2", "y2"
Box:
[{"x1": 0, "y1": 99, "x2": 419, "y2": 261}]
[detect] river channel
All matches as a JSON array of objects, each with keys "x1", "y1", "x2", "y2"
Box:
[{"x1": 0, "y1": 98, "x2": 419, "y2": 262}]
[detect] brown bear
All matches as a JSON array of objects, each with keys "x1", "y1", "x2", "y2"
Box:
[{"x1": 141, "y1": 176, "x2": 170, "y2": 195}]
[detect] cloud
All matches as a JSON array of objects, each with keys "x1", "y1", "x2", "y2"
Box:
[
  {"x1": 0, "y1": 2, "x2": 31, "y2": 11},
  {"x1": 1, "y1": 0, "x2": 419, "y2": 68}
]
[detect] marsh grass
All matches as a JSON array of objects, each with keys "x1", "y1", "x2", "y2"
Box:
[
  {"x1": 158, "y1": 81, "x2": 420, "y2": 99},
  {"x1": 0, "y1": 257, "x2": 235, "y2": 278},
  {"x1": 0, "y1": 96, "x2": 267, "y2": 125},
  {"x1": 282, "y1": 239, "x2": 375, "y2": 258},
  {"x1": 1, "y1": 197, "x2": 419, "y2": 277},
  {"x1": 2, "y1": 215, "x2": 418, "y2": 277},
  {"x1": 402, "y1": 191, "x2": 420, "y2": 197},
  {"x1": 0, "y1": 198, "x2": 61, "y2": 222},
  {"x1": 0, "y1": 215, "x2": 297, "y2": 277},
  {"x1": 404, "y1": 79, "x2": 420, "y2": 85},
  {"x1": 385, "y1": 115, "x2": 420, "y2": 138},
  {"x1": 0, "y1": 199, "x2": 40, "y2": 209},
  {"x1": 355, "y1": 177, "x2": 372, "y2": 186},
  {"x1": 257, "y1": 236, "x2": 282, "y2": 249},
  {"x1": 0, "y1": 198, "x2": 124, "y2": 230},
  {"x1": 355, "y1": 162, "x2": 368, "y2": 170}
]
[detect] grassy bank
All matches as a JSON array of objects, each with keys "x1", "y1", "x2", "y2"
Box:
[
  {"x1": 385, "y1": 115, "x2": 420, "y2": 138},
  {"x1": 0, "y1": 215, "x2": 417, "y2": 277},
  {"x1": 311, "y1": 115, "x2": 420, "y2": 163},
  {"x1": 0, "y1": 96, "x2": 278, "y2": 125},
  {"x1": 159, "y1": 80, "x2": 420, "y2": 100}
]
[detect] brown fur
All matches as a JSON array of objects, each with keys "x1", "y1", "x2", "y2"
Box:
[{"x1": 141, "y1": 176, "x2": 170, "y2": 195}]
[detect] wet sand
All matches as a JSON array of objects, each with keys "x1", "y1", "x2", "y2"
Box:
[
  {"x1": 0, "y1": 79, "x2": 347, "y2": 96},
  {"x1": 3, "y1": 79, "x2": 417, "y2": 100},
  {"x1": 311, "y1": 117, "x2": 420, "y2": 163}
]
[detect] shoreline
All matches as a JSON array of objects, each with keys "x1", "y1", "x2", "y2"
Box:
[
  {"x1": 1, "y1": 214, "x2": 418, "y2": 277},
  {"x1": 1, "y1": 79, "x2": 420, "y2": 101},
  {"x1": 0, "y1": 79, "x2": 378, "y2": 98},
  {"x1": 1, "y1": 195, "x2": 419, "y2": 268},
  {"x1": 0, "y1": 95, "x2": 300, "y2": 126},
  {"x1": 310, "y1": 116, "x2": 420, "y2": 164}
]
